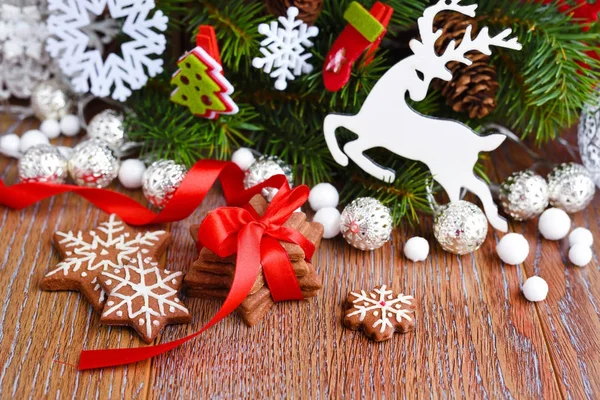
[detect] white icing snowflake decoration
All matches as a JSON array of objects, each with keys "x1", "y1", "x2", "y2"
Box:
[
  {"x1": 252, "y1": 6, "x2": 319, "y2": 91},
  {"x1": 46, "y1": 0, "x2": 168, "y2": 101},
  {"x1": 347, "y1": 285, "x2": 414, "y2": 333},
  {"x1": 100, "y1": 252, "x2": 189, "y2": 341},
  {"x1": 0, "y1": 3, "x2": 51, "y2": 99}
]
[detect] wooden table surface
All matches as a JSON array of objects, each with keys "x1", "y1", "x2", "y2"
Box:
[{"x1": 0, "y1": 113, "x2": 599, "y2": 399}]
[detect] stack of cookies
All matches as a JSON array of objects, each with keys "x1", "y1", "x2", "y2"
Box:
[{"x1": 184, "y1": 195, "x2": 324, "y2": 326}]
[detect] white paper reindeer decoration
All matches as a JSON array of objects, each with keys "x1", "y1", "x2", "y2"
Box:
[{"x1": 323, "y1": 0, "x2": 522, "y2": 232}]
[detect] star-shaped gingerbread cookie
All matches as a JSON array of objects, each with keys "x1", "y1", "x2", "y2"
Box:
[
  {"x1": 41, "y1": 214, "x2": 171, "y2": 312},
  {"x1": 343, "y1": 285, "x2": 416, "y2": 342},
  {"x1": 98, "y1": 252, "x2": 191, "y2": 343}
]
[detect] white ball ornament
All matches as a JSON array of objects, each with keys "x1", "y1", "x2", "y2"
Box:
[
  {"x1": 118, "y1": 159, "x2": 147, "y2": 189},
  {"x1": 568, "y1": 244, "x2": 593, "y2": 267},
  {"x1": 309, "y1": 183, "x2": 339, "y2": 211},
  {"x1": 404, "y1": 237, "x2": 429, "y2": 262},
  {"x1": 0, "y1": 133, "x2": 21, "y2": 158},
  {"x1": 496, "y1": 233, "x2": 529, "y2": 265},
  {"x1": 538, "y1": 208, "x2": 571, "y2": 241},
  {"x1": 313, "y1": 207, "x2": 341, "y2": 239},
  {"x1": 59, "y1": 114, "x2": 81, "y2": 137},
  {"x1": 19, "y1": 130, "x2": 49, "y2": 153},
  {"x1": 40, "y1": 119, "x2": 61, "y2": 139},
  {"x1": 568, "y1": 227, "x2": 593, "y2": 248},
  {"x1": 522, "y1": 276, "x2": 549, "y2": 302},
  {"x1": 231, "y1": 147, "x2": 256, "y2": 171}
]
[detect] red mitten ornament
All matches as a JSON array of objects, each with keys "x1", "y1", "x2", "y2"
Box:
[
  {"x1": 170, "y1": 26, "x2": 238, "y2": 119},
  {"x1": 323, "y1": 2, "x2": 393, "y2": 92}
]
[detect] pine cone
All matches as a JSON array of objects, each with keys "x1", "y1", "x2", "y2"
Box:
[
  {"x1": 265, "y1": 0, "x2": 323, "y2": 25},
  {"x1": 433, "y1": 12, "x2": 499, "y2": 119}
]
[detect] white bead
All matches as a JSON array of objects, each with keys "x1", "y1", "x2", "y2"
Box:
[
  {"x1": 39, "y1": 119, "x2": 61, "y2": 139},
  {"x1": 309, "y1": 183, "x2": 339, "y2": 211},
  {"x1": 19, "y1": 130, "x2": 49, "y2": 153},
  {"x1": 231, "y1": 148, "x2": 256, "y2": 171},
  {"x1": 568, "y1": 227, "x2": 593, "y2": 248},
  {"x1": 59, "y1": 114, "x2": 81, "y2": 137},
  {"x1": 496, "y1": 233, "x2": 529, "y2": 265},
  {"x1": 568, "y1": 244, "x2": 593, "y2": 267},
  {"x1": 404, "y1": 236, "x2": 429, "y2": 262},
  {"x1": 313, "y1": 207, "x2": 341, "y2": 239},
  {"x1": 538, "y1": 208, "x2": 571, "y2": 240},
  {"x1": 0, "y1": 133, "x2": 22, "y2": 158},
  {"x1": 118, "y1": 159, "x2": 147, "y2": 189},
  {"x1": 522, "y1": 276, "x2": 548, "y2": 302}
]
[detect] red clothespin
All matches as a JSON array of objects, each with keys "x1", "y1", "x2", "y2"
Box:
[
  {"x1": 323, "y1": 2, "x2": 393, "y2": 92},
  {"x1": 196, "y1": 25, "x2": 222, "y2": 65}
]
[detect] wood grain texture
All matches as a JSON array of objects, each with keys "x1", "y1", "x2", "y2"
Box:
[{"x1": 0, "y1": 115, "x2": 598, "y2": 399}]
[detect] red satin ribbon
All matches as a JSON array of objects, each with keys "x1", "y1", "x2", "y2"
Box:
[
  {"x1": 0, "y1": 160, "x2": 284, "y2": 225},
  {"x1": 0, "y1": 159, "x2": 314, "y2": 369}
]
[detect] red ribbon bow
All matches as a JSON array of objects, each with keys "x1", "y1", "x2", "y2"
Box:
[{"x1": 200, "y1": 184, "x2": 314, "y2": 303}]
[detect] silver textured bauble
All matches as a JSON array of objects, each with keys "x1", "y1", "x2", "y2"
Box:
[
  {"x1": 142, "y1": 160, "x2": 187, "y2": 208},
  {"x1": 579, "y1": 87, "x2": 600, "y2": 188},
  {"x1": 68, "y1": 139, "x2": 120, "y2": 188},
  {"x1": 30, "y1": 79, "x2": 74, "y2": 121},
  {"x1": 87, "y1": 109, "x2": 126, "y2": 147},
  {"x1": 340, "y1": 197, "x2": 393, "y2": 251},
  {"x1": 434, "y1": 201, "x2": 488, "y2": 255},
  {"x1": 243, "y1": 155, "x2": 294, "y2": 201},
  {"x1": 547, "y1": 163, "x2": 596, "y2": 213},
  {"x1": 499, "y1": 170, "x2": 549, "y2": 221},
  {"x1": 18, "y1": 144, "x2": 68, "y2": 184}
]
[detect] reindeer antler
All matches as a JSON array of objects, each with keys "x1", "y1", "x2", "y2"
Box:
[
  {"x1": 416, "y1": 0, "x2": 478, "y2": 50},
  {"x1": 439, "y1": 26, "x2": 522, "y2": 66},
  {"x1": 410, "y1": 0, "x2": 522, "y2": 74}
]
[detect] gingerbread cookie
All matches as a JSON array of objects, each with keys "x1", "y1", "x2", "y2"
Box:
[
  {"x1": 343, "y1": 285, "x2": 416, "y2": 342},
  {"x1": 98, "y1": 252, "x2": 191, "y2": 343},
  {"x1": 41, "y1": 214, "x2": 170, "y2": 312},
  {"x1": 185, "y1": 194, "x2": 324, "y2": 326}
]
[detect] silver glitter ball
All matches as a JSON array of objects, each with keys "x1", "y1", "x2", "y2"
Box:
[
  {"x1": 243, "y1": 155, "x2": 294, "y2": 201},
  {"x1": 579, "y1": 87, "x2": 600, "y2": 188},
  {"x1": 340, "y1": 197, "x2": 393, "y2": 251},
  {"x1": 434, "y1": 201, "x2": 488, "y2": 255},
  {"x1": 87, "y1": 109, "x2": 126, "y2": 147},
  {"x1": 499, "y1": 170, "x2": 549, "y2": 221},
  {"x1": 30, "y1": 79, "x2": 74, "y2": 121},
  {"x1": 142, "y1": 160, "x2": 187, "y2": 208},
  {"x1": 68, "y1": 139, "x2": 120, "y2": 188},
  {"x1": 547, "y1": 162, "x2": 596, "y2": 213},
  {"x1": 18, "y1": 144, "x2": 68, "y2": 184}
]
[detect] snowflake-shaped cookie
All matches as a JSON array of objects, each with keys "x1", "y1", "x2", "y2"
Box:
[
  {"x1": 0, "y1": 3, "x2": 51, "y2": 99},
  {"x1": 343, "y1": 285, "x2": 416, "y2": 342},
  {"x1": 41, "y1": 214, "x2": 170, "y2": 312},
  {"x1": 252, "y1": 6, "x2": 319, "y2": 91},
  {"x1": 99, "y1": 252, "x2": 191, "y2": 343},
  {"x1": 46, "y1": 0, "x2": 168, "y2": 101}
]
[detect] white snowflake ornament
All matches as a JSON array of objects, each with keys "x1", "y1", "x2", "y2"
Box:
[
  {"x1": 252, "y1": 6, "x2": 319, "y2": 91},
  {"x1": 46, "y1": 0, "x2": 168, "y2": 101}
]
